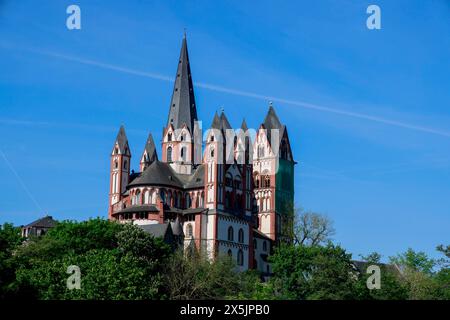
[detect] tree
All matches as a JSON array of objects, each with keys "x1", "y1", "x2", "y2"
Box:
[
  {"x1": 293, "y1": 208, "x2": 335, "y2": 246},
  {"x1": 389, "y1": 248, "x2": 438, "y2": 300},
  {"x1": 0, "y1": 223, "x2": 23, "y2": 299},
  {"x1": 162, "y1": 250, "x2": 243, "y2": 300},
  {"x1": 8, "y1": 219, "x2": 170, "y2": 299},
  {"x1": 268, "y1": 243, "x2": 358, "y2": 299},
  {"x1": 355, "y1": 252, "x2": 408, "y2": 300}
]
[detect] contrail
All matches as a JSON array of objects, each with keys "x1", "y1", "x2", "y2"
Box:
[
  {"x1": 9, "y1": 45, "x2": 450, "y2": 138},
  {"x1": 0, "y1": 149, "x2": 44, "y2": 213}
]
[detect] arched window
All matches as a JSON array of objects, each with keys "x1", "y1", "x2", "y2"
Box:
[
  {"x1": 238, "y1": 228, "x2": 244, "y2": 243},
  {"x1": 181, "y1": 147, "x2": 186, "y2": 161},
  {"x1": 210, "y1": 135, "x2": 215, "y2": 142},
  {"x1": 237, "y1": 249, "x2": 244, "y2": 266},
  {"x1": 144, "y1": 190, "x2": 150, "y2": 204},
  {"x1": 160, "y1": 190, "x2": 166, "y2": 203},
  {"x1": 253, "y1": 173, "x2": 260, "y2": 188},
  {"x1": 210, "y1": 147, "x2": 214, "y2": 158},
  {"x1": 115, "y1": 147, "x2": 119, "y2": 154},
  {"x1": 167, "y1": 147, "x2": 172, "y2": 162},
  {"x1": 263, "y1": 241, "x2": 267, "y2": 252},
  {"x1": 234, "y1": 176, "x2": 242, "y2": 190},
  {"x1": 135, "y1": 190, "x2": 141, "y2": 205},
  {"x1": 124, "y1": 160, "x2": 128, "y2": 169},
  {"x1": 114, "y1": 160, "x2": 118, "y2": 169},
  {"x1": 264, "y1": 175, "x2": 270, "y2": 188},
  {"x1": 225, "y1": 173, "x2": 233, "y2": 187},
  {"x1": 227, "y1": 226, "x2": 234, "y2": 241},
  {"x1": 168, "y1": 133, "x2": 172, "y2": 141},
  {"x1": 186, "y1": 224, "x2": 193, "y2": 238},
  {"x1": 227, "y1": 249, "x2": 232, "y2": 257}
]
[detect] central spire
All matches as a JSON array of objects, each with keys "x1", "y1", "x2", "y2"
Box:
[{"x1": 167, "y1": 34, "x2": 198, "y2": 134}]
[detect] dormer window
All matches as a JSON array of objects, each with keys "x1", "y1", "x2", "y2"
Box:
[{"x1": 168, "y1": 133, "x2": 172, "y2": 142}]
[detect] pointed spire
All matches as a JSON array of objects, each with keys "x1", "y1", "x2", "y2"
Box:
[
  {"x1": 219, "y1": 111, "x2": 232, "y2": 130},
  {"x1": 167, "y1": 34, "x2": 198, "y2": 134},
  {"x1": 210, "y1": 111, "x2": 221, "y2": 130},
  {"x1": 262, "y1": 103, "x2": 285, "y2": 146},
  {"x1": 143, "y1": 133, "x2": 158, "y2": 163},
  {"x1": 263, "y1": 104, "x2": 282, "y2": 131},
  {"x1": 170, "y1": 216, "x2": 183, "y2": 236},
  {"x1": 114, "y1": 125, "x2": 129, "y2": 153},
  {"x1": 241, "y1": 119, "x2": 248, "y2": 132}
]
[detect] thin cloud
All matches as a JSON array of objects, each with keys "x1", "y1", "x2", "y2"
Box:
[
  {"x1": 0, "y1": 149, "x2": 44, "y2": 213},
  {"x1": 5, "y1": 43, "x2": 450, "y2": 138}
]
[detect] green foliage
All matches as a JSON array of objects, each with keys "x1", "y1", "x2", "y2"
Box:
[
  {"x1": 0, "y1": 223, "x2": 23, "y2": 298},
  {"x1": 268, "y1": 243, "x2": 358, "y2": 299},
  {"x1": 389, "y1": 248, "x2": 436, "y2": 275},
  {"x1": 6, "y1": 219, "x2": 170, "y2": 300},
  {"x1": 1, "y1": 217, "x2": 448, "y2": 300},
  {"x1": 355, "y1": 252, "x2": 408, "y2": 300},
  {"x1": 162, "y1": 250, "x2": 244, "y2": 299}
]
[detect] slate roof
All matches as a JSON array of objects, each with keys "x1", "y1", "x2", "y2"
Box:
[
  {"x1": 127, "y1": 161, "x2": 205, "y2": 190},
  {"x1": 128, "y1": 160, "x2": 184, "y2": 188},
  {"x1": 138, "y1": 223, "x2": 172, "y2": 239},
  {"x1": 24, "y1": 215, "x2": 57, "y2": 228},
  {"x1": 167, "y1": 34, "x2": 198, "y2": 134},
  {"x1": 143, "y1": 133, "x2": 158, "y2": 163},
  {"x1": 262, "y1": 105, "x2": 286, "y2": 146},
  {"x1": 351, "y1": 260, "x2": 403, "y2": 276},
  {"x1": 170, "y1": 217, "x2": 183, "y2": 236},
  {"x1": 113, "y1": 205, "x2": 159, "y2": 215},
  {"x1": 114, "y1": 125, "x2": 129, "y2": 153},
  {"x1": 253, "y1": 228, "x2": 273, "y2": 241}
]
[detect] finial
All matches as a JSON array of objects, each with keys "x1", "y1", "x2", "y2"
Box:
[
  {"x1": 183, "y1": 28, "x2": 187, "y2": 38},
  {"x1": 220, "y1": 106, "x2": 225, "y2": 114},
  {"x1": 269, "y1": 100, "x2": 273, "y2": 107}
]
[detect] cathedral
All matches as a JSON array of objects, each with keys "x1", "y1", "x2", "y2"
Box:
[{"x1": 108, "y1": 35, "x2": 295, "y2": 274}]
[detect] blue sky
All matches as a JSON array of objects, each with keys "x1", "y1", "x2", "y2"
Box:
[{"x1": 0, "y1": 0, "x2": 449, "y2": 261}]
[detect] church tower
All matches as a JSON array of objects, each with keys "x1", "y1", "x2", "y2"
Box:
[
  {"x1": 108, "y1": 126, "x2": 131, "y2": 219},
  {"x1": 253, "y1": 104, "x2": 295, "y2": 244},
  {"x1": 162, "y1": 33, "x2": 198, "y2": 175}
]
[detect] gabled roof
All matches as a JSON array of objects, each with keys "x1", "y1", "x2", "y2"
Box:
[
  {"x1": 142, "y1": 133, "x2": 158, "y2": 163},
  {"x1": 114, "y1": 125, "x2": 129, "y2": 154},
  {"x1": 166, "y1": 34, "x2": 198, "y2": 134},
  {"x1": 139, "y1": 223, "x2": 172, "y2": 239},
  {"x1": 24, "y1": 215, "x2": 57, "y2": 228}
]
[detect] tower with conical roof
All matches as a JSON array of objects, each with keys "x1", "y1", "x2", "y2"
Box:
[
  {"x1": 108, "y1": 125, "x2": 131, "y2": 219},
  {"x1": 162, "y1": 34, "x2": 199, "y2": 174},
  {"x1": 253, "y1": 103, "x2": 295, "y2": 244},
  {"x1": 140, "y1": 133, "x2": 158, "y2": 171}
]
